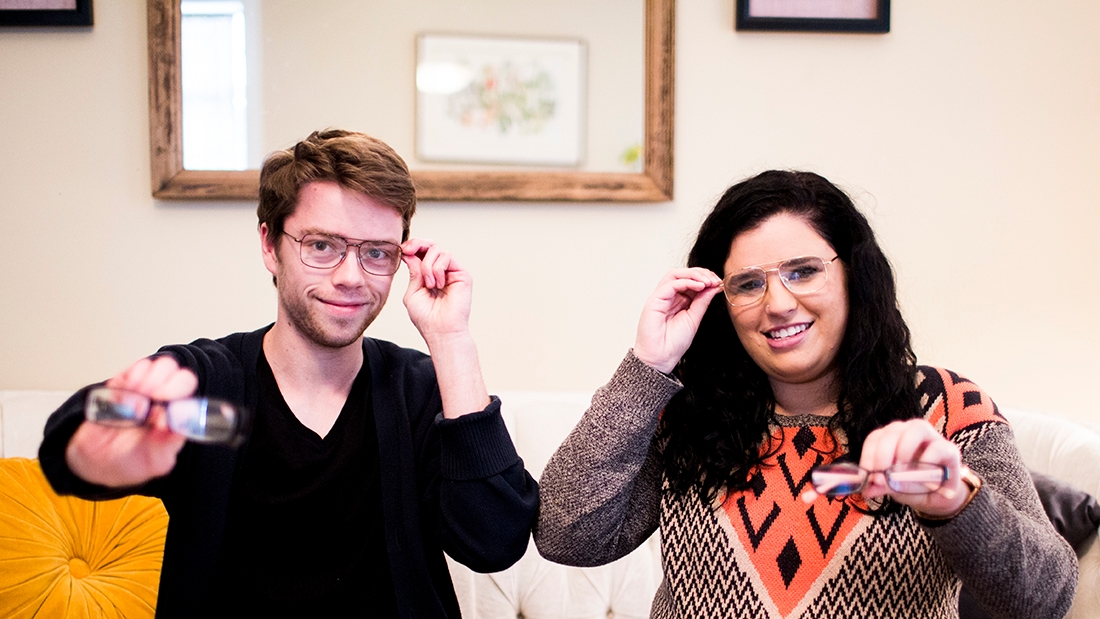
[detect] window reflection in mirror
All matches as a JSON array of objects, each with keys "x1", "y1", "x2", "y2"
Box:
[
  {"x1": 176, "y1": 0, "x2": 644, "y2": 174},
  {"x1": 181, "y1": 1, "x2": 251, "y2": 170}
]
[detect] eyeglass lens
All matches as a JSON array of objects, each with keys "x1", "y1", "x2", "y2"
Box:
[
  {"x1": 724, "y1": 256, "x2": 830, "y2": 306},
  {"x1": 810, "y1": 462, "x2": 947, "y2": 497},
  {"x1": 298, "y1": 234, "x2": 401, "y2": 275},
  {"x1": 86, "y1": 388, "x2": 149, "y2": 425},
  {"x1": 164, "y1": 398, "x2": 243, "y2": 444},
  {"x1": 85, "y1": 387, "x2": 247, "y2": 445}
]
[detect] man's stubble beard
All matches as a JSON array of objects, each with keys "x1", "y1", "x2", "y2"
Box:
[{"x1": 278, "y1": 286, "x2": 384, "y2": 349}]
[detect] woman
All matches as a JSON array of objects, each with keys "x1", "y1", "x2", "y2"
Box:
[{"x1": 534, "y1": 171, "x2": 1076, "y2": 618}]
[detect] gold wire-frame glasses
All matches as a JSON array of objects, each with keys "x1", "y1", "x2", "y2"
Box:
[{"x1": 723, "y1": 255, "x2": 839, "y2": 307}]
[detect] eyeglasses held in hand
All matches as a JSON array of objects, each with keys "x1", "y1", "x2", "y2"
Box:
[
  {"x1": 284, "y1": 232, "x2": 402, "y2": 276},
  {"x1": 723, "y1": 255, "x2": 839, "y2": 307},
  {"x1": 810, "y1": 461, "x2": 949, "y2": 497},
  {"x1": 85, "y1": 387, "x2": 250, "y2": 446}
]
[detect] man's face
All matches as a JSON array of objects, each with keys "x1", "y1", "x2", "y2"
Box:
[{"x1": 261, "y1": 180, "x2": 404, "y2": 349}]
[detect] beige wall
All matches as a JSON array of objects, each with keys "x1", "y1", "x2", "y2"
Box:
[{"x1": 2, "y1": 1, "x2": 1099, "y2": 425}]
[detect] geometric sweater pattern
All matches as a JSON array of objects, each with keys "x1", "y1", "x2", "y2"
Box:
[
  {"x1": 535, "y1": 352, "x2": 1076, "y2": 619},
  {"x1": 658, "y1": 366, "x2": 991, "y2": 618}
]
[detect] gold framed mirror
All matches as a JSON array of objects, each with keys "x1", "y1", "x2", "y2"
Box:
[{"x1": 147, "y1": 0, "x2": 673, "y2": 202}]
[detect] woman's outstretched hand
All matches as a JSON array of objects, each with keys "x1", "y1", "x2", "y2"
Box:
[
  {"x1": 800, "y1": 419, "x2": 972, "y2": 519},
  {"x1": 633, "y1": 268, "x2": 723, "y2": 374},
  {"x1": 856, "y1": 419, "x2": 970, "y2": 516}
]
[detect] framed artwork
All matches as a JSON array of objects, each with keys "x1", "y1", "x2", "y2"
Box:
[
  {"x1": 416, "y1": 34, "x2": 587, "y2": 167},
  {"x1": 735, "y1": 0, "x2": 888, "y2": 33},
  {"x1": 0, "y1": 0, "x2": 93, "y2": 26}
]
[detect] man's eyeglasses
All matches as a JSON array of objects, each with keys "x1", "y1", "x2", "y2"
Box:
[
  {"x1": 284, "y1": 233, "x2": 402, "y2": 276},
  {"x1": 810, "y1": 461, "x2": 949, "y2": 497},
  {"x1": 85, "y1": 387, "x2": 250, "y2": 446},
  {"x1": 723, "y1": 255, "x2": 839, "y2": 307}
]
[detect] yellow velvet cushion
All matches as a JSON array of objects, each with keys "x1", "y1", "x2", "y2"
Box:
[{"x1": 0, "y1": 457, "x2": 168, "y2": 618}]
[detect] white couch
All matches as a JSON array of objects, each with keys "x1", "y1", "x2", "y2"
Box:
[{"x1": 1, "y1": 389, "x2": 1097, "y2": 618}]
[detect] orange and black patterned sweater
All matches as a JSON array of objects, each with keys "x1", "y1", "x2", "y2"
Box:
[{"x1": 535, "y1": 352, "x2": 1076, "y2": 619}]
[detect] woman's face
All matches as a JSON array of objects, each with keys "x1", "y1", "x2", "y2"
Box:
[{"x1": 724, "y1": 213, "x2": 848, "y2": 393}]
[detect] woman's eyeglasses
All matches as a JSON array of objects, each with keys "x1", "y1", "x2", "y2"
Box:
[
  {"x1": 810, "y1": 461, "x2": 949, "y2": 497},
  {"x1": 723, "y1": 255, "x2": 838, "y2": 307},
  {"x1": 85, "y1": 387, "x2": 250, "y2": 446}
]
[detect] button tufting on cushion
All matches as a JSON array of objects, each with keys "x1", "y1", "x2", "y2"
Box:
[
  {"x1": 0, "y1": 457, "x2": 169, "y2": 619},
  {"x1": 68, "y1": 557, "x2": 91, "y2": 579}
]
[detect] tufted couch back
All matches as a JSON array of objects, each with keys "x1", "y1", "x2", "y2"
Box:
[{"x1": 1, "y1": 389, "x2": 1098, "y2": 618}]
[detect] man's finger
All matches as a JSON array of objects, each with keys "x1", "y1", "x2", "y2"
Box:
[{"x1": 151, "y1": 368, "x2": 199, "y2": 402}]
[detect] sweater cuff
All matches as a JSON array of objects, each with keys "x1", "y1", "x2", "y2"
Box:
[
  {"x1": 38, "y1": 392, "x2": 138, "y2": 501},
  {"x1": 918, "y1": 480, "x2": 996, "y2": 537},
  {"x1": 596, "y1": 350, "x2": 684, "y2": 429},
  {"x1": 437, "y1": 396, "x2": 521, "y2": 481}
]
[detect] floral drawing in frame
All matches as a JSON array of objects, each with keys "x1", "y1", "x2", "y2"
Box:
[{"x1": 416, "y1": 34, "x2": 587, "y2": 167}]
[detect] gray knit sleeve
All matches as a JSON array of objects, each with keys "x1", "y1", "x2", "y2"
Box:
[
  {"x1": 534, "y1": 350, "x2": 682, "y2": 567},
  {"x1": 925, "y1": 423, "x2": 1078, "y2": 619}
]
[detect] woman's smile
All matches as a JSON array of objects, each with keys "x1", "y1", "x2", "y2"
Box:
[{"x1": 764, "y1": 322, "x2": 811, "y2": 341}]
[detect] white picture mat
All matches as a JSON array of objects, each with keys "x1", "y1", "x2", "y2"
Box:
[{"x1": 416, "y1": 34, "x2": 586, "y2": 166}]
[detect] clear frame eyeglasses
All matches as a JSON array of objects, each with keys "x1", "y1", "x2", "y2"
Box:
[
  {"x1": 723, "y1": 255, "x2": 839, "y2": 307},
  {"x1": 284, "y1": 232, "x2": 402, "y2": 276},
  {"x1": 809, "y1": 461, "x2": 949, "y2": 497},
  {"x1": 85, "y1": 387, "x2": 250, "y2": 446}
]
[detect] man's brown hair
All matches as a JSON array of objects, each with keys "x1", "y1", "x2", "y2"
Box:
[{"x1": 258, "y1": 129, "x2": 417, "y2": 244}]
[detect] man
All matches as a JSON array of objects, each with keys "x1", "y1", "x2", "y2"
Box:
[{"x1": 39, "y1": 129, "x2": 537, "y2": 618}]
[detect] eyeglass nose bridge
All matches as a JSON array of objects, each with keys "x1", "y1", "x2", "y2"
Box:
[
  {"x1": 758, "y1": 265, "x2": 802, "y2": 297},
  {"x1": 327, "y1": 239, "x2": 370, "y2": 274}
]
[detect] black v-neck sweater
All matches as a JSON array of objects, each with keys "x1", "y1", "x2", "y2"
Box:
[{"x1": 40, "y1": 325, "x2": 538, "y2": 618}]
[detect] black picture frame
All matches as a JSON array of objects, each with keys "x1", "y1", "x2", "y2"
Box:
[
  {"x1": 736, "y1": 0, "x2": 888, "y2": 33},
  {"x1": 0, "y1": 0, "x2": 93, "y2": 27}
]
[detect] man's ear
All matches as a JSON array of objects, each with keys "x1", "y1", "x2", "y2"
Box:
[{"x1": 260, "y1": 223, "x2": 279, "y2": 278}]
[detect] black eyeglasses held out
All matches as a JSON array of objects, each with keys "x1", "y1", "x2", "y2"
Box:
[
  {"x1": 723, "y1": 255, "x2": 839, "y2": 307},
  {"x1": 85, "y1": 387, "x2": 250, "y2": 446},
  {"x1": 284, "y1": 232, "x2": 402, "y2": 276}
]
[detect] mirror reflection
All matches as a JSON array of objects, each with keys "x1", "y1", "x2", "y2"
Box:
[{"x1": 179, "y1": 0, "x2": 645, "y2": 174}]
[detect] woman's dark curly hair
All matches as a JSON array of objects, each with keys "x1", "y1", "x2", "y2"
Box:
[{"x1": 659, "y1": 170, "x2": 920, "y2": 504}]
